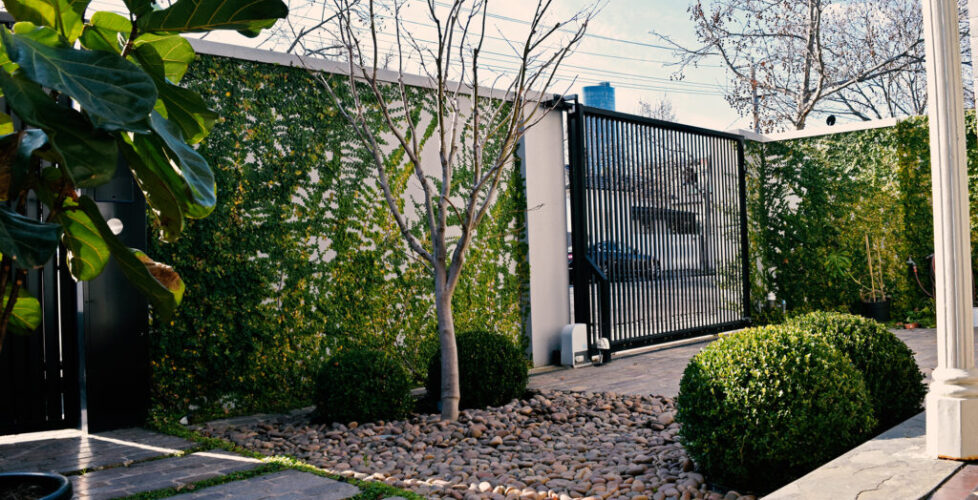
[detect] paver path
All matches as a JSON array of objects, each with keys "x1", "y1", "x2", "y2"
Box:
[
  {"x1": 0, "y1": 428, "x2": 364, "y2": 500},
  {"x1": 171, "y1": 470, "x2": 360, "y2": 500},
  {"x1": 71, "y1": 450, "x2": 262, "y2": 499},
  {"x1": 0, "y1": 428, "x2": 194, "y2": 474},
  {"x1": 529, "y1": 328, "x2": 975, "y2": 397}
]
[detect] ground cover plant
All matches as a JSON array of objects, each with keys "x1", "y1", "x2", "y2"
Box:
[{"x1": 676, "y1": 325, "x2": 877, "y2": 494}]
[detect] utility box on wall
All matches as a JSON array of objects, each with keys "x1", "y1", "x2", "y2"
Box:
[{"x1": 82, "y1": 161, "x2": 150, "y2": 432}]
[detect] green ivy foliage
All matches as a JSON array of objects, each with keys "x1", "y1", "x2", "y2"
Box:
[
  {"x1": 746, "y1": 112, "x2": 978, "y2": 324},
  {"x1": 147, "y1": 55, "x2": 529, "y2": 420}
]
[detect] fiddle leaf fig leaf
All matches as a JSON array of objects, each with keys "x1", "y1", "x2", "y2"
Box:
[
  {"x1": 1, "y1": 29, "x2": 157, "y2": 130},
  {"x1": 0, "y1": 70, "x2": 116, "y2": 187},
  {"x1": 139, "y1": 111, "x2": 216, "y2": 218},
  {"x1": 118, "y1": 137, "x2": 185, "y2": 242},
  {"x1": 0, "y1": 112, "x2": 13, "y2": 136},
  {"x1": 2, "y1": 286, "x2": 40, "y2": 335},
  {"x1": 79, "y1": 11, "x2": 131, "y2": 54},
  {"x1": 0, "y1": 129, "x2": 49, "y2": 201},
  {"x1": 54, "y1": 198, "x2": 109, "y2": 281},
  {"x1": 2, "y1": 0, "x2": 89, "y2": 42},
  {"x1": 137, "y1": 0, "x2": 287, "y2": 36},
  {"x1": 77, "y1": 195, "x2": 180, "y2": 319},
  {"x1": 132, "y1": 43, "x2": 216, "y2": 143},
  {"x1": 12, "y1": 22, "x2": 66, "y2": 47},
  {"x1": 133, "y1": 248, "x2": 184, "y2": 304},
  {"x1": 123, "y1": 0, "x2": 152, "y2": 17},
  {"x1": 0, "y1": 205, "x2": 60, "y2": 269},
  {"x1": 132, "y1": 33, "x2": 194, "y2": 83}
]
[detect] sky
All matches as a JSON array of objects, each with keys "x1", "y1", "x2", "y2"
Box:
[{"x1": 88, "y1": 0, "x2": 749, "y2": 131}]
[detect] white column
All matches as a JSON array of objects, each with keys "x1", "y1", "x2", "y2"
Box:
[
  {"x1": 925, "y1": 0, "x2": 978, "y2": 459},
  {"x1": 519, "y1": 110, "x2": 572, "y2": 367}
]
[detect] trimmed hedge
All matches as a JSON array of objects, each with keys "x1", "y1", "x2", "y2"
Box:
[
  {"x1": 425, "y1": 330, "x2": 529, "y2": 410},
  {"x1": 676, "y1": 325, "x2": 877, "y2": 494},
  {"x1": 789, "y1": 312, "x2": 925, "y2": 431},
  {"x1": 314, "y1": 349, "x2": 414, "y2": 424}
]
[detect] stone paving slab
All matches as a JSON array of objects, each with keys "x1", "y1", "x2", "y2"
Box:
[
  {"x1": 172, "y1": 470, "x2": 360, "y2": 499},
  {"x1": 0, "y1": 428, "x2": 194, "y2": 474},
  {"x1": 71, "y1": 449, "x2": 263, "y2": 499},
  {"x1": 764, "y1": 413, "x2": 963, "y2": 500}
]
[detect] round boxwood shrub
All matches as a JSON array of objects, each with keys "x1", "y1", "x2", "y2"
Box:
[
  {"x1": 676, "y1": 325, "x2": 877, "y2": 494},
  {"x1": 788, "y1": 311, "x2": 926, "y2": 431},
  {"x1": 425, "y1": 330, "x2": 528, "y2": 410},
  {"x1": 314, "y1": 349, "x2": 413, "y2": 424}
]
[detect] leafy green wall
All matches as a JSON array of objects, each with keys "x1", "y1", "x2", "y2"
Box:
[
  {"x1": 147, "y1": 54, "x2": 529, "y2": 420},
  {"x1": 746, "y1": 113, "x2": 978, "y2": 325}
]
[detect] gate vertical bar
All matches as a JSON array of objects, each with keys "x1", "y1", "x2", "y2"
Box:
[
  {"x1": 568, "y1": 102, "x2": 594, "y2": 356},
  {"x1": 737, "y1": 138, "x2": 751, "y2": 319}
]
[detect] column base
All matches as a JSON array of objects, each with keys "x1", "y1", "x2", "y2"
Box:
[{"x1": 926, "y1": 392, "x2": 978, "y2": 459}]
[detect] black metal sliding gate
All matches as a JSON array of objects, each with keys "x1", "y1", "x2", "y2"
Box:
[{"x1": 567, "y1": 103, "x2": 750, "y2": 358}]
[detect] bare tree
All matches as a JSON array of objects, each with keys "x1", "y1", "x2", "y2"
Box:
[
  {"x1": 655, "y1": 0, "x2": 960, "y2": 131},
  {"x1": 294, "y1": 0, "x2": 592, "y2": 420},
  {"x1": 639, "y1": 97, "x2": 677, "y2": 122}
]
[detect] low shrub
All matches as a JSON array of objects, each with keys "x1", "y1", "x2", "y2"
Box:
[
  {"x1": 789, "y1": 311, "x2": 926, "y2": 431},
  {"x1": 676, "y1": 325, "x2": 877, "y2": 494},
  {"x1": 314, "y1": 349, "x2": 413, "y2": 424},
  {"x1": 425, "y1": 330, "x2": 529, "y2": 410}
]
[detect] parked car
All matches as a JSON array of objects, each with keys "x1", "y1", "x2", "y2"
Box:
[{"x1": 569, "y1": 240, "x2": 661, "y2": 282}]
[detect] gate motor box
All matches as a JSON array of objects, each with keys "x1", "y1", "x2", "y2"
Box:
[{"x1": 561, "y1": 324, "x2": 589, "y2": 367}]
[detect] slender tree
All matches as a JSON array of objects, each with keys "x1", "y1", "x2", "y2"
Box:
[
  {"x1": 655, "y1": 0, "x2": 969, "y2": 131},
  {"x1": 292, "y1": 0, "x2": 592, "y2": 420}
]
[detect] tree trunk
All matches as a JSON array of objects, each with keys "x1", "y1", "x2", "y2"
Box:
[{"x1": 435, "y1": 271, "x2": 460, "y2": 420}]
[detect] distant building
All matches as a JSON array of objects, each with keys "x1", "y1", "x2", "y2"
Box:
[{"x1": 583, "y1": 82, "x2": 615, "y2": 111}]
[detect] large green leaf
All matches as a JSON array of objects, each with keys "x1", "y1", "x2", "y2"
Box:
[
  {"x1": 0, "y1": 205, "x2": 60, "y2": 269},
  {"x1": 2, "y1": 0, "x2": 90, "y2": 42},
  {"x1": 77, "y1": 195, "x2": 180, "y2": 319},
  {"x1": 1, "y1": 29, "x2": 157, "y2": 130},
  {"x1": 2, "y1": 286, "x2": 40, "y2": 335},
  {"x1": 133, "y1": 45, "x2": 216, "y2": 143},
  {"x1": 0, "y1": 129, "x2": 48, "y2": 200},
  {"x1": 118, "y1": 138, "x2": 185, "y2": 241},
  {"x1": 0, "y1": 112, "x2": 13, "y2": 136},
  {"x1": 12, "y1": 22, "x2": 66, "y2": 47},
  {"x1": 79, "y1": 11, "x2": 131, "y2": 54},
  {"x1": 123, "y1": 0, "x2": 152, "y2": 17},
  {"x1": 130, "y1": 111, "x2": 215, "y2": 218},
  {"x1": 137, "y1": 0, "x2": 287, "y2": 36},
  {"x1": 132, "y1": 33, "x2": 193, "y2": 83},
  {"x1": 54, "y1": 198, "x2": 109, "y2": 281},
  {"x1": 0, "y1": 70, "x2": 117, "y2": 187}
]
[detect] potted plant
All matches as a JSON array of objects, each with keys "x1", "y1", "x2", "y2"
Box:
[
  {"x1": 856, "y1": 235, "x2": 890, "y2": 322},
  {"x1": 0, "y1": 472, "x2": 71, "y2": 500}
]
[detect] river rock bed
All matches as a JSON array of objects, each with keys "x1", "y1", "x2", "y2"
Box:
[{"x1": 195, "y1": 390, "x2": 753, "y2": 500}]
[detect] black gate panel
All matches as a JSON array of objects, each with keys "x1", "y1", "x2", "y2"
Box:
[
  {"x1": 0, "y1": 203, "x2": 80, "y2": 435},
  {"x1": 568, "y1": 104, "x2": 750, "y2": 356}
]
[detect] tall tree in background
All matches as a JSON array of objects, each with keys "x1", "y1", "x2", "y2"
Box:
[
  {"x1": 294, "y1": 0, "x2": 592, "y2": 421},
  {"x1": 656, "y1": 0, "x2": 969, "y2": 131},
  {"x1": 639, "y1": 97, "x2": 677, "y2": 121}
]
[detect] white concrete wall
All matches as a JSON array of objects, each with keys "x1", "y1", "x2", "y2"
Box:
[{"x1": 520, "y1": 111, "x2": 571, "y2": 367}]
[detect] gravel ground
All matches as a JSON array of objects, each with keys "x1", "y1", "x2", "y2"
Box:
[{"x1": 195, "y1": 390, "x2": 752, "y2": 500}]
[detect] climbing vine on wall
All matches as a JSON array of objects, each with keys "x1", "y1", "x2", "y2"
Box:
[
  {"x1": 746, "y1": 112, "x2": 978, "y2": 325},
  {"x1": 147, "y1": 54, "x2": 529, "y2": 420}
]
